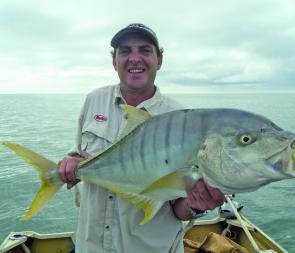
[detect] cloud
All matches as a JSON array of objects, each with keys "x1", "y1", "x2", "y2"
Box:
[{"x1": 0, "y1": 0, "x2": 294, "y2": 93}]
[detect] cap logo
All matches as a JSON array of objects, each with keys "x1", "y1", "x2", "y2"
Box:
[
  {"x1": 94, "y1": 114, "x2": 108, "y2": 122},
  {"x1": 127, "y1": 24, "x2": 152, "y2": 32}
]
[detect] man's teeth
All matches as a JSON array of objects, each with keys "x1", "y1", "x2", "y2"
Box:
[{"x1": 128, "y1": 68, "x2": 144, "y2": 73}]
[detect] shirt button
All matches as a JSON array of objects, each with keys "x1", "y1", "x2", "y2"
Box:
[{"x1": 105, "y1": 225, "x2": 110, "y2": 230}]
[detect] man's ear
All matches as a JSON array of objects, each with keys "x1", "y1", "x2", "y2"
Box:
[
  {"x1": 157, "y1": 54, "x2": 163, "y2": 70},
  {"x1": 112, "y1": 56, "x2": 117, "y2": 71}
]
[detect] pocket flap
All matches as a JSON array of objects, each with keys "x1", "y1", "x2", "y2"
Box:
[{"x1": 82, "y1": 120, "x2": 118, "y2": 144}]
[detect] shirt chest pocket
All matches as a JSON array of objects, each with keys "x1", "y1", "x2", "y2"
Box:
[{"x1": 81, "y1": 121, "x2": 118, "y2": 156}]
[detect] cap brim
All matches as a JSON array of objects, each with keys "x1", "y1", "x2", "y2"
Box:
[{"x1": 111, "y1": 28, "x2": 158, "y2": 48}]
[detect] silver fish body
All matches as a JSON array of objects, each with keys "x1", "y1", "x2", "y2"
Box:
[
  {"x1": 3, "y1": 105, "x2": 295, "y2": 223},
  {"x1": 78, "y1": 107, "x2": 295, "y2": 200}
]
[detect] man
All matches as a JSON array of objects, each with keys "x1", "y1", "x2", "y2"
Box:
[{"x1": 59, "y1": 23, "x2": 224, "y2": 253}]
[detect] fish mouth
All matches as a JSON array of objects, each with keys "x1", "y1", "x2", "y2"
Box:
[{"x1": 265, "y1": 142, "x2": 295, "y2": 178}]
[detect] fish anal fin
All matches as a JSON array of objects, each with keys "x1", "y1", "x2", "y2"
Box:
[
  {"x1": 117, "y1": 191, "x2": 164, "y2": 225},
  {"x1": 118, "y1": 104, "x2": 151, "y2": 139},
  {"x1": 83, "y1": 176, "x2": 163, "y2": 224},
  {"x1": 141, "y1": 167, "x2": 195, "y2": 195}
]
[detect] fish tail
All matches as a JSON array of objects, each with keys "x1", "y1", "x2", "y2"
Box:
[{"x1": 2, "y1": 142, "x2": 63, "y2": 220}]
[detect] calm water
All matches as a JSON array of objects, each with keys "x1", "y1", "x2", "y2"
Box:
[{"x1": 0, "y1": 93, "x2": 294, "y2": 252}]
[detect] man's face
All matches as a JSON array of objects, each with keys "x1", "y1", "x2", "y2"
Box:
[{"x1": 113, "y1": 35, "x2": 162, "y2": 92}]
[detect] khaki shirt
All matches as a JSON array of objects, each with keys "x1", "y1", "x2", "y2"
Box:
[{"x1": 71, "y1": 85, "x2": 184, "y2": 253}]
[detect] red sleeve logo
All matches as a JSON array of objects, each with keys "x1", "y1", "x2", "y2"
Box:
[{"x1": 94, "y1": 114, "x2": 108, "y2": 122}]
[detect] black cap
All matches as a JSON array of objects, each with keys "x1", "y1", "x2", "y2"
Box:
[{"x1": 111, "y1": 23, "x2": 159, "y2": 50}]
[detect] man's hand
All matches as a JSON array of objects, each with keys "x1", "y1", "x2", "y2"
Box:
[
  {"x1": 58, "y1": 156, "x2": 84, "y2": 189},
  {"x1": 186, "y1": 179, "x2": 224, "y2": 211},
  {"x1": 171, "y1": 180, "x2": 224, "y2": 220}
]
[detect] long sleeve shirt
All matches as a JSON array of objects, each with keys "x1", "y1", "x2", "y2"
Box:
[{"x1": 71, "y1": 84, "x2": 184, "y2": 253}]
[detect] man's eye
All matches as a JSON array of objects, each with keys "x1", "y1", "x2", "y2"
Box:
[
  {"x1": 119, "y1": 49, "x2": 129, "y2": 54},
  {"x1": 141, "y1": 48, "x2": 151, "y2": 53}
]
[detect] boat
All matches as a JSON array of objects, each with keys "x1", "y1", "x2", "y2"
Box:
[{"x1": 0, "y1": 197, "x2": 288, "y2": 253}]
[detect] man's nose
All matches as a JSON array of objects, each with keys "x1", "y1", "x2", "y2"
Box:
[{"x1": 128, "y1": 51, "x2": 141, "y2": 63}]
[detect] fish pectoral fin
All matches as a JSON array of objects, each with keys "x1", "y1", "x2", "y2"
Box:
[
  {"x1": 140, "y1": 167, "x2": 193, "y2": 195},
  {"x1": 2, "y1": 142, "x2": 62, "y2": 220},
  {"x1": 118, "y1": 104, "x2": 151, "y2": 140},
  {"x1": 117, "y1": 192, "x2": 164, "y2": 225}
]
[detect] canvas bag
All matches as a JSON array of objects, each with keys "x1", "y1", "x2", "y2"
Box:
[{"x1": 184, "y1": 232, "x2": 249, "y2": 253}]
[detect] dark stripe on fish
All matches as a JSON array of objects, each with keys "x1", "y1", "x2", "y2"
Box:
[
  {"x1": 139, "y1": 125, "x2": 149, "y2": 171},
  {"x1": 164, "y1": 113, "x2": 175, "y2": 163},
  {"x1": 181, "y1": 111, "x2": 188, "y2": 146},
  {"x1": 152, "y1": 115, "x2": 161, "y2": 167}
]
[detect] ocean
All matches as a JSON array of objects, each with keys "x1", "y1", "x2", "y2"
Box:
[{"x1": 0, "y1": 93, "x2": 294, "y2": 252}]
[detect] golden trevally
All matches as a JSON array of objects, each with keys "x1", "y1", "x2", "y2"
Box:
[{"x1": 3, "y1": 105, "x2": 295, "y2": 224}]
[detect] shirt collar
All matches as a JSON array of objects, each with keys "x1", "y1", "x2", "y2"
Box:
[
  {"x1": 113, "y1": 84, "x2": 163, "y2": 110},
  {"x1": 113, "y1": 85, "x2": 126, "y2": 105}
]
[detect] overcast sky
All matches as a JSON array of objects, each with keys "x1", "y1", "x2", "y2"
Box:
[{"x1": 0, "y1": 0, "x2": 294, "y2": 94}]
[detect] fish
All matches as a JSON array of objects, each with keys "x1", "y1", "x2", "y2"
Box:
[{"x1": 3, "y1": 104, "x2": 295, "y2": 224}]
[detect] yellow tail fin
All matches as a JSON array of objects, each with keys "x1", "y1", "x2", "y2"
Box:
[{"x1": 2, "y1": 142, "x2": 63, "y2": 220}]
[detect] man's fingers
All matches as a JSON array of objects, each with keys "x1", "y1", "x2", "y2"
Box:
[
  {"x1": 58, "y1": 159, "x2": 68, "y2": 182},
  {"x1": 58, "y1": 157, "x2": 78, "y2": 184},
  {"x1": 194, "y1": 180, "x2": 211, "y2": 202},
  {"x1": 206, "y1": 184, "x2": 225, "y2": 204},
  {"x1": 65, "y1": 158, "x2": 77, "y2": 182},
  {"x1": 187, "y1": 180, "x2": 225, "y2": 211}
]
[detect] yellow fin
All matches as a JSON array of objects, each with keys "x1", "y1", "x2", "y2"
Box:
[
  {"x1": 3, "y1": 142, "x2": 57, "y2": 174},
  {"x1": 118, "y1": 104, "x2": 151, "y2": 139},
  {"x1": 83, "y1": 176, "x2": 163, "y2": 224},
  {"x1": 2, "y1": 142, "x2": 62, "y2": 220},
  {"x1": 141, "y1": 167, "x2": 196, "y2": 195},
  {"x1": 118, "y1": 192, "x2": 164, "y2": 224},
  {"x1": 21, "y1": 182, "x2": 62, "y2": 220}
]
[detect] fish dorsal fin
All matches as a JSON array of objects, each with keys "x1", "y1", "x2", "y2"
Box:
[
  {"x1": 118, "y1": 104, "x2": 151, "y2": 140},
  {"x1": 141, "y1": 167, "x2": 200, "y2": 195},
  {"x1": 80, "y1": 105, "x2": 151, "y2": 167}
]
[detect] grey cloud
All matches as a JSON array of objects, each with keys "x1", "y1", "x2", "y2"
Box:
[
  {"x1": 0, "y1": 3, "x2": 113, "y2": 70},
  {"x1": 160, "y1": 70, "x2": 265, "y2": 87},
  {"x1": 0, "y1": 5, "x2": 69, "y2": 42}
]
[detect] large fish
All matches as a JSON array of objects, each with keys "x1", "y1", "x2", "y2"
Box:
[{"x1": 3, "y1": 105, "x2": 295, "y2": 224}]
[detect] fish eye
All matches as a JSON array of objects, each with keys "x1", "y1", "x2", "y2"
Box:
[{"x1": 239, "y1": 134, "x2": 253, "y2": 145}]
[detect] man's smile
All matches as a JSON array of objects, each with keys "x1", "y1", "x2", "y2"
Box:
[{"x1": 127, "y1": 67, "x2": 146, "y2": 73}]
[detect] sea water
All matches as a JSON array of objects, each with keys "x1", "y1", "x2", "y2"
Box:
[{"x1": 0, "y1": 93, "x2": 294, "y2": 252}]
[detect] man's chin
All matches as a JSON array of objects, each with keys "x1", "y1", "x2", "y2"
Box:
[{"x1": 126, "y1": 81, "x2": 147, "y2": 89}]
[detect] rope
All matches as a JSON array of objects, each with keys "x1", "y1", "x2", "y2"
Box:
[
  {"x1": 20, "y1": 243, "x2": 31, "y2": 253},
  {"x1": 225, "y1": 195, "x2": 261, "y2": 253}
]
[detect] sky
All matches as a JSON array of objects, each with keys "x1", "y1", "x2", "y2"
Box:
[{"x1": 0, "y1": 0, "x2": 294, "y2": 94}]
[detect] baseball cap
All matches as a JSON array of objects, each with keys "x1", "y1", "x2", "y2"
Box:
[{"x1": 111, "y1": 23, "x2": 160, "y2": 50}]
